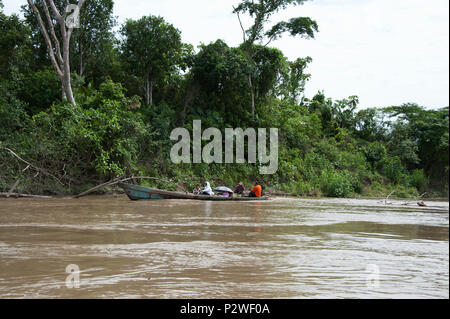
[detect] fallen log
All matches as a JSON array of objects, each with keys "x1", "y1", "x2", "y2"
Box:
[
  {"x1": 7, "y1": 179, "x2": 21, "y2": 198},
  {"x1": 379, "y1": 190, "x2": 396, "y2": 205},
  {"x1": 401, "y1": 192, "x2": 428, "y2": 206},
  {"x1": 0, "y1": 192, "x2": 52, "y2": 199},
  {"x1": 417, "y1": 201, "x2": 427, "y2": 207},
  {"x1": 73, "y1": 176, "x2": 125, "y2": 198}
]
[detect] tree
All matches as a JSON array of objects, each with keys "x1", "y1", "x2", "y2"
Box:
[
  {"x1": 16, "y1": 67, "x2": 61, "y2": 114},
  {"x1": 26, "y1": 0, "x2": 86, "y2": 106},
  {"x1": 0, "y1": 8, "x2": 32, "y2": 78},
  {"x1": 70, "y1": 0, "x2": 116, "y2": 79},
  {"x1": 382, "y1": 104, "x2": 449, "y2": 181},
  {"x1": 251, "y1": 45, "x2": 286, "y2": 102},
  {"x1": 187, "y1": 40, "x2": 253, "y2": 125},
  {"x1": 353, "y1": 108, "x2": 387, "y2": 142},
  {"x1": 279, "y1": 56, "x2": 312, "y2": 103},
  {"x1": 331, "y1": 96, "x2": 359, "y2": 129},
  {"x1": 121, "y1": 16, "x2": 184, "y2": 106},
  {"x1": 232, "y1": 0, "x2": 318, "y2": 117},
  {"x1": 305, "y1": 91, "x2": 333, "y2": 135},
  {"x1": 23, "y1": 0, "x2": 117, "y2": 88}
]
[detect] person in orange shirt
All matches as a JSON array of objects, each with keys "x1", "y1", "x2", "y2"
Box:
[{"x1": 249, "y1": 181, "x2": 262, "y2": 198}]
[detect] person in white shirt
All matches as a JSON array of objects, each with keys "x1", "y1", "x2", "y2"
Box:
[{"x1": 202, "y1": 182, "x2": 214, "y2": 196}]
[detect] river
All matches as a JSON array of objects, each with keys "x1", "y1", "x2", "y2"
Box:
[{"x1": 0, "y1": 196, "x2": 448, "y2": 299}]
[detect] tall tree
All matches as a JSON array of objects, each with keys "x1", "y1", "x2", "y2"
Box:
[
  {"x1": 233, "y1": 0, "x2": 318, "y2": 118},
  {"x1": 188, "y1": 40, "x2": 253, "y2": 125},
  {"x1": 23, "y1": 1, "x2": 118, "y2": 88},
  {"x1": 26, "y1": 0, "x2": 86, "y2": 106},
  {"x1": 280, "y1": 56, "x2": 312, "y2": 103},
  {"x1": 0, "y1": 7, "x2": 32, "y2": 78},
  {"x1": 382, "y1": 104, "x2": 449, "y2": 180},
  {"x1": 70, "y1": 0, "x2": 116, "y2": 79},
  {"x1": 121, "y1": 16, "x2": 184, "y2": 106}
]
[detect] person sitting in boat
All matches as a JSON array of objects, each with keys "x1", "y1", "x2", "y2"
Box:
[
  {"x1": 193, "y1": 184, "x2": 201, "y2": 195},
  {"x1": 234, "y1": 182, "x2": 245, "y2": 195},
  {"x1": 202, "y1": 182, "x2": 214, "y2": 196},
  {"x1": 249, "y1": 181, "x2": 262, "y2": 198}
]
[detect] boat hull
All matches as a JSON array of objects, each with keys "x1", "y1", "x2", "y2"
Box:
[{"x1": 118, "y1": 183, "x2": 269, "y2": 201}]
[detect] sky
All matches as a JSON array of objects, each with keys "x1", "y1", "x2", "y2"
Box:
[{"x1": 3, "y1": 0, "x2": 449, "y2": 109}]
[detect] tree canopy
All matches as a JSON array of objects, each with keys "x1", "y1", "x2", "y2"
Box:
[{"x1": 121, "y1": 15, "x2": 184, "y2": 106}]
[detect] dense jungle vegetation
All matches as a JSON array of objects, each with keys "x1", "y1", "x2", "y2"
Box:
[{"x1": 0, "y1": 0, "x2": 448, "y2": 198}]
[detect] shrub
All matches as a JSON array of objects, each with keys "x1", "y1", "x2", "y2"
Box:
[
  {"x1": 363, "y1": 141, "x2": 386, "y2": 169},
  {"x1": 383, "y1": 156, "x2": 407, "y2": 184},
  {"x1": 0, "y1": 81, "x2": 30, "y2": 138},
  {"x1": 410, "y1": 169, "x2": 427, "y2": 191},
  {"x1": 1, "y1": 79, "x2": 156, "y2": 194},
  {"x1": 320, "y1": 169, "x2": 354, "y2": 197},
  {"x1": 16, "y1": 68, "x2": 61, "y2": 114}
]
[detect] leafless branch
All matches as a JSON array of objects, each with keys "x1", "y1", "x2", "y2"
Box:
[
  {"x1": 263, "y1": 35, "x2": 275, "y2": 47},
  {"x1": 0, "y1": 147, "x2": 63, "y2": 185},
  {"x1": 46, "y1": 0, "x2": 62, "y2": 20},
  {"x1": 26, "y1": 0, "x2": 63, "y2": 77},
  {"x1": 42, "y1": 0, "x2": 63, "y2": 65},
  {"x1": 233, "y1": 5, "x2": 247, "y2": 42}
]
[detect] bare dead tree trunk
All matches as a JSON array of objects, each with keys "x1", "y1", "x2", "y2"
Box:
[
  {"x1": 149, "y1": 79, "x2": 153, "y2": 106},
  {"x1": 79, "y1": 41, "x2": 84, "y2": 77},
  {"x1": 27, "y1": 0, "x2": 86, "y2": 107},
  {"x1": 180, "y1": 82, "x2": 200, "y2": 125},
  {"x1": 233, "y1": 7, "x2": 256, "y2": 119},
  {"x1": 145, "y1": 72, "x2": 153, "y2": 106},
  {"x1": 145, "y1": 73, "x2": 149, "y2": 105},
  {"x1": 248, "y1": 74, "x2": 255, "y2": 118},
  {"x1": 60, "y1": 82, "x2": 66, "y2": 100}
]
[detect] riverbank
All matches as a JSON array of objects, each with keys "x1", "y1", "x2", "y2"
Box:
[{"x1": 1, "y1": 187, "x2": 447, "y2": 202}]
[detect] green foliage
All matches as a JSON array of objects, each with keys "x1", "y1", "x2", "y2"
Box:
[
  {"x1": 70, "y1": 0, "x2": 117, "y2": 79},
  {"x1": 304, "y1": 92, "x2": 334, "y2": 135},
  {"x1": 121, "y1": 15, "x2": 184, "y2": 105},
  {"x1": 382, "y1": 156, "x2": 406, "y2": 185},
  {"x1": 233, "y1": 0, "x2": 318, "y2": 45},
  {"x1": 354, "y1": 108, "x2": 386, "y2": 142},
  {"x1": 251, "y1": 46, "x2": 287, "y2": 98},
  {"x1": 279, "y1": 56, "x2": 312, "y2": 103},
  {"x1": 16, "y1": 67, "x2": 61, "y2": 114},
  {"x1": 363, "y1": 141, "x2": 386, "y2": 169},
  {"x1": 0, "y1": 81, "x2": 30, "y2": 138},
  {"x1": 409, "y1": 169, "x2": 427, "y2": 191},
  {"x1": 0, "y1": 9, "x2": 31, "y2": 78},
  {"x1": 320, "y1": 169, "x2": 355, "y2": 198},
  {"x1": 382, "y1": 104, "x2": 449, "y2": 185},
  {"x1": 32, "y1": 81, "x2": 153, "y2": 177},
  {"x1": 21, "y1": 0, "x2": 117, "y2": 84},
  {"x1": 393, "y1": 139, "x2": 420, "y2": 167},
  {"x1": 1, "y1": 79, "x2": 155, "y2": 194}
]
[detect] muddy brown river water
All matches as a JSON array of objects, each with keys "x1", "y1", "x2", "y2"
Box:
[{"x1": 0, "y1": 196, "x2": 448, "y2": 299}]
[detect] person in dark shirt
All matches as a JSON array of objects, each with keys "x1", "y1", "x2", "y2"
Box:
[
  {"x1": 234, "y1": 182, "x2": 245, "y2": 195},
  {"x1": 193, "y1": 185, "x2": 201, "y2": 195}
]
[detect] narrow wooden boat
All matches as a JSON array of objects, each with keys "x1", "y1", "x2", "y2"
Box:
[{"x1": 118, "y1": 183, "x2": 269, "y2": 201}]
